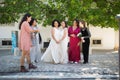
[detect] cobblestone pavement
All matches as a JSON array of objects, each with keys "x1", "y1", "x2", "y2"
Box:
[{"x1": 0, "y1": 50, "x2": 119, "y2": 80}]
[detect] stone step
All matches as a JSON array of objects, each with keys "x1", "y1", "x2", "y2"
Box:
[{"x1": 0, "y1": 72, "x2": 119, "y2": 80}]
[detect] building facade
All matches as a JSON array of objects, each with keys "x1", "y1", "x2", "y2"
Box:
[{"x1": 0, "y1": 22, "x2": 119, "y2": 52}]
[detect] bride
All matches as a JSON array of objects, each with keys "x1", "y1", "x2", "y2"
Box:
[{"x1": 41, "y1": 20, "x2": 68, "y2": 64}]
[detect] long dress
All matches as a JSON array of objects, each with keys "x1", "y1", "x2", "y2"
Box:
[
  {"x1": 19, "y1": 21, "x2": 33, "y2": 51},
  {"x1": 30, "y1": 26, "x2": 42, "y2": 63},
  {"x1": 68, "y1": 26, "x2": 81, "y2": 62},
  {"x1": 41, "y1": 27, "x2": 62, "y2": 63},
  {"x1": 59, "y1": 28, "x2": 69, "y2": 63}
]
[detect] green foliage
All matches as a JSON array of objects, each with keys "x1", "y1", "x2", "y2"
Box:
[{"x1": 0, "y1": 0, "x2": 120, "y2": 30}]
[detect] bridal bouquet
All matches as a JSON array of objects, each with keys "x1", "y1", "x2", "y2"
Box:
[{"x1": 77, "y1": 32, "x2": 82, "y2": 38}]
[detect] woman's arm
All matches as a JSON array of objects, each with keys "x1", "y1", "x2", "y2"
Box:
[
  {"x1": 25, "y1": 22, "x2": 39, "y2": 33},
  {"x1": 68, "y1": 27, "x2": 76, "y2": 37},
  {"x1": 83, "y1": 28, "x2": 91, "y2": 38},
  {"x1": 60, "y1": 28, "x2": 67, "y2": 42}
]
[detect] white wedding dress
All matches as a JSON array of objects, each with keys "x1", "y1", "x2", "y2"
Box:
[
  {"x1": 41, "y1": 27, "x2": 68, "y2": 64},
  {"x1": 59, "y1": 28, "x2": 69, "y2": 63}
]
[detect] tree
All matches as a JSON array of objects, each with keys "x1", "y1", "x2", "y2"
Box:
[{"x1": 0, "y1": 0, "x2": 120, "y2": 30}]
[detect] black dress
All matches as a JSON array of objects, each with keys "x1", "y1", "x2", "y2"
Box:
[{"x1": 81, "y1": 27, "x2": 91, "y2": 63}]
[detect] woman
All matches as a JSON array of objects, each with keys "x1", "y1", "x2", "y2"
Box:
[
  {"x1": 68, "y1": 19, "x2": 81, "y2": 64},
  {"x1": 79, "y1": 20, "x2": 91, "y2": 64},
  {"x1": 41, "y1": 19, "x2": 62, "y2": 64},
  {"x1": 29, "y1": 18, "x2": 42, "y2": 64},
  {"x1": 59, "y1": 21, "x2": 69, "y2": 64},
  {"x1": 19, "y1": 13, "x2": 38, "y2": 72}
]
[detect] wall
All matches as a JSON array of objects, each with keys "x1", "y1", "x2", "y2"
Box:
[
  {"x1": 38, "y1": 24, "x2": 52, "y2": 42},
  {"x1": 89, "y1": 26, "x2": 115, "y2": 50},
  {"x1": 0, "y1": 23, "x2": 18, "y2": 39},
  {"x1": 0, "y1": 22, "x2": 117, "y2": 50}
]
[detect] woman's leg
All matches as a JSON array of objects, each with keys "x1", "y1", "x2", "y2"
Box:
[
  {"x1": 20, "y1": 50, "x2": 28, "y2": 72},
  {"x1": 20, "y1": 50, "x2": 26, "y2": 66},
  {"x1": 82, "y1": 43, "x2": 87, "y2": 63},
  {"x1": 25, "y1": 50, "x2": 37, "y2": 69},
  {"x1": 35, "y1": 45, "x2": 39, "y2": 62},
  {"x1": 30, "y1": 47, "x2": 35, "y2": 63},
  {"x1": 74, "y1": 45, "x2": 80, "y2": 63},
  {"x1": 86, "y1": 42, "x2": 90, "y2": 63},
  {"x1": 25, "y1": 50, "x2": 31, "y2": 64},
  {"x1": 36, "y1": 44, "x2": 41, "y2": 62},
  {"x1": 82, "y1": 42, "x2": 90, "y2": 63}
]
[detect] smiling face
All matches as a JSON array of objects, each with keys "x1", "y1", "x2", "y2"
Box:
[
  {"x1": 61, "y1": 21, "x2": 66, "y2": 28},
  {"x1": 73, "y1": 20, "x2": 77, "y2": 27},
  {"x1": 27, "y1": 16, "x2": 31, "y2": 22},
  {"x1": 79, "y1": 20, "x2": 86, "y2": 28},
  {"x1": 54, "y1": 21, "x2": 59, "y2": 27},
  {"x1": 79, "y1": 22, "x2": 84, "y2": 28},
  {"x1": 33, "y1": 20, "x2": 37, "y2": 26}
]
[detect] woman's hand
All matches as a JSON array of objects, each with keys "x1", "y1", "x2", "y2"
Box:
[
  {"x1": 77, "y1": 42, "x2": 81, "y2": 46},
  {"x1": 56, "y1": 40, "x2": 60, "y2": 44},
  {"x1": 81, "y1": 37, "x2": 85, "y2": 43},
  {"x1": 70, "y1": 34, "x2": 76, "y2": 37},
  {"x1": 36, "y1": 29, "x2": 40, "y2": 32},
  {"x1": 81, "y1": 37, "x2": 84, "y2": 40}
]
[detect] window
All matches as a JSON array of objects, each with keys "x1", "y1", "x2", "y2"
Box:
[
  {"x1": 93, "y1": 40, "x2": 101, "y2": 45},
  {"x1": 2, "y1": 40, "x2": 12, "y2": 46},
  {"x1": 91, "y1": 38, "x2": 102, "y2": 46}
]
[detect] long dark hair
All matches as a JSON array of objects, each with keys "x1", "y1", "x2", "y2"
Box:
[
  {"x1": 38, "y1": 33, "x2": 42, "y2": 44},
  {"x1": 19, "y1": 13, "x2": 31, "y2": 30},
  {"x1": 29, "y1": 18, "x2": 42, "y2": 44},
  {"x1": 73, "y1": 19, "x2": 79, "y2": 27},
  {"x1": 52, "y1": 19, "x2": 61, "y2": 27},
  {"x1": 29, "y1": 18, "x2": 36, "y2": 26}
]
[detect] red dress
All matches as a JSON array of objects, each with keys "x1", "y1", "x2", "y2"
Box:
[{"x1": 68, "y1": 26, "x2": 81, "y2": 62}]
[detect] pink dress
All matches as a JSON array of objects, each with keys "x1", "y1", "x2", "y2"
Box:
[
  {"x1": 19, "y1": 21, "x2": 33, "y2": 51},
  {"x1": 68, "y1": 26, "x2": 81, "y2": 62}
]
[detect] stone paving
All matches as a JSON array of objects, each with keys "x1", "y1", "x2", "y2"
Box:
[{"x1": 0, "y1": 50, "x2": 119, "y2": 80}]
